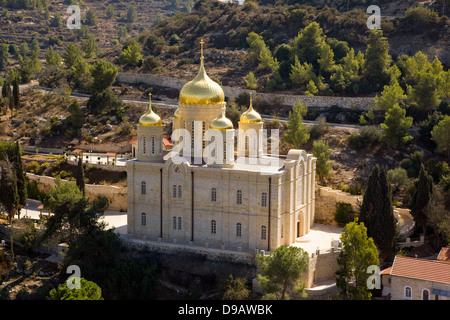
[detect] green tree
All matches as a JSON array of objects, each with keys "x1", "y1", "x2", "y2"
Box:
[
  {"x1": 292, "y1": 22, "x2": 327, "y2": 69},
  {"x1": 0, "y1": 43, "x2": 10, "y2": 71},
  {"x1": 284, "y1": 100, "x2": 310, "y2": 147},
  {"x1": 374, "y1": 81, "x2": 407, "y2": 111},
  {"x1": 105, "y1": 5, "x2": 115, "y2": 19},
  {"x1": 407, "y1": 72, "x2": 441, "y2": 113},
  {"x1": 45, "y1": 46, "x2": 61, "y2": 67},
  {"x1": 380, "y1": 104, "x2": 413, "y2": 147},
  {"x1": 12, "y1": 78, "x2": 19, "y2": 110},
  {"x1": 81, "y1": 34, "x2": 98, "y2": 59},
  {"x1": 317, "y1": 43, "x2": 335, "y2": 74},
  {"x1": 50, "y1": 12, "x2": 62, "y2": 27},
  {"x1": 222, "y1": 275, "x2": 250, "y2": 300},
  {"x1": 90, "y1": 60, "x2": 118, "y2": 93},
  {"x1": 62, "y1": 43, "x2": 83, "y2": 69},
  {"x1": 119, "y1": 39, "x2": 143, "y2": 67},
  {"x1": 244, "y1": 71, "x2": 259, "y2": 90},
  {"x1": 410, "y1": 164, "x2": 433, "y2": 236},
  {"x1": 246, "y1": 32, "x2": 277, "y2": 72},
  {"x1": 85, "y1": 8, "x2": 97, "y2": 26},
  {"x1": 363, "y1": 29, "x2": 391, "y2": 90},
  {"x1": 76, "y1": 157, "x2": 85, "y2": 196},
  {"x1": 336, "y1": 220, "x2": 379, "y2": 300},
  {"x1": 359, "y1": 165, "x2": 396, "y2": 262},
  {"x1": 66, "y1": 100, "x2": 84, "y2": 138},
  {"x1": 431, "y1": 115, "x2": 450, "y2": 159},
  {"x1": 313, "y1": 140, "x2": 332, "y2": 185},
  {"x1": 127, "y1": 5, "x2": 137, "y2": 23},
  {"x1": 13, "y1": 142, "x2": 26, "y2": 218},
  {"x1": 47, "y1": 278, "x2": 103, "y2": 300},
  {"x1": 256, "y1": 246, "x2": 309, "y2": 300},
  {"x1": 290, "y1": 56, "x2": 315, "y2": 87}
]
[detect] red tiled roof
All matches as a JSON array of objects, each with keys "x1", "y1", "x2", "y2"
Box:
[
  {"x1": 437, "y1": 247, "x2": 450, "y2": 261},
  {"x1": 390, "y1": 256, "x2": 450, "y2": 284},
  {"x1": 380, "y1": 266, "x2": 392, "y2": 275}
]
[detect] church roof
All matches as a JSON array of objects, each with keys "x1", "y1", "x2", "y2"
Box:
[{"x1": 178, "y1": 39, "x2": 225, "y2": 105}]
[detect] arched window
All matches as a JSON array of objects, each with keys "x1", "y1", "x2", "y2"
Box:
[
  {"x1": 172, "y1": 217, "x2": 177, "y2": 229},
  {"x1": 211, "y1": 220, "x2": 216, "y2": 234},
  {"x1": 178, "y1": 185, "x2": 182, "y2": 198},
  {"x1": 404, "y1": 286, "x2": 412, "y2": 299},
  {"x1": 141, "y1": 213, "x2": 146, "y2": 226},
  {"x1": 177, "y1": 217, "x2": 182, "y2": 230},
  {"x1": 236, "y1": 190, "x2": 242, "y2": 205},
  {"x1": 141, "y1": 181, "x2": 146, "y2": 195},
  {"x1": 261, "y1": 192, "x2": 267, "y2": 207},
  {"x1": 261, "y1": 225, "x2": 267, "y2": 240},
  {"x1": 281, "y1": 224, "x2": 284, "y2": 238},
  {"x1": 236, "y1": 223, "x2": 242, "y2": 237},
  {"x1": 422, "y1": 289, "x2": 429, "y2": 300},
  {"x1": 211, "y1": 188, "x2": 217, "y2": 202},
  {"x1": 172, "y1": 185, "x2": 177, "y2": 198}
]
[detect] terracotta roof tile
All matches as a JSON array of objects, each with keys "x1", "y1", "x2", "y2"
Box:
[
  {"x1": 437, "y1": 247, "x2": 450, "y2": 261},
  {"x1": 390, "y1": 256, "x2": 450, "y2": 284}
]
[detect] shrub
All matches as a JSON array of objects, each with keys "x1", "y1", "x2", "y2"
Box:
[
  {"x1": 347, "y1": 126, "x2": 382, "y2": 150},
  {"x1": 334, "y1": 202, "x2": 356, "y2": 225}
]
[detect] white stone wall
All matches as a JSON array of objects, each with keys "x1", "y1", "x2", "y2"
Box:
[{"x1": 127, "y1": 148, "x2": 316, "y2": 253}]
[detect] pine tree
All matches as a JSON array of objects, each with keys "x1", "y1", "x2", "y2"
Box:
[
  {"x1": 336, "y1": 220, "x2": 379, "y2": 300},
  {"x1": 410, "y1": 164, "x2": 433, "y2": 236},
  {"x1": 76, "y1": 156, "x2": 85, "y2": 196},
  {"x1": 284, "y1": 100, "x2": 310, "y2": 147},
  {"x1": 380, "y1": 104, "x2": 413, "y2": 147},
  {"x1": 363, "y1": 29, "x2": 391, "y2": 90},
  {"x1": 359, "y1": 165, "x2": 396, "y2": 262}
]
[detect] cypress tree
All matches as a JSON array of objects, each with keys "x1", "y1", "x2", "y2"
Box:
[
  {"x1": 14, "y1": 142, "x2": 27, "y2": 218},
  {"x1": 76, "y1": 156, "x2": 85, "y2": 196},
  {"x1": 12, "y1": 77, "x2": 20, "y2": 110},
  {"x1": 359, "y1": 165, "x2": 396, "y2": 262},
  {"x1": 410, "y1": 164, "x2": 433, "y2": 236}
]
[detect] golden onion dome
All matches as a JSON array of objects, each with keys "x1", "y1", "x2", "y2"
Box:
[
  {"x1": 240, "y1": 92, "x2": 262, "y2": 124},
  {"x1": 173, "y1": 108, "x2": 179, "y2": 120},
  {"x1": 139, "y1": 93, "x2": 162, "y2": 127},
  {"x1": 179, "y1": 39, "x2": 225, "y2": 105},
  {"x1": 210, "y1": 110, "x2": 233, "y2": 131}
]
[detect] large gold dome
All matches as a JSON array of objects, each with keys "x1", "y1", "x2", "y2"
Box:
[
  {"x1": 179, "y1": 41, "x2": 225, "y2": 105},
  {"x1": 139, "y1": 94, "x2": 162, "y2": 127}
]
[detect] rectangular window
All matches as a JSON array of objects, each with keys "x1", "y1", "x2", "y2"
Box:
[
  {"x1": 172, "y1": 217, "x2": 177, "y2": 229},
  {"x1": 178, "y1": 185, "x2": 182, "y2": 198},
  {"x1": 178, "y1": 217, "x2": 182, "y2": 230},
  {"x1": 173, "y1": 185, "x2": 177, "y2": 198}
]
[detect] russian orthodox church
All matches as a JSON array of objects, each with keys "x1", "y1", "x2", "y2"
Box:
[{"x1": 127, "y1": 40, "x2": 316, "y2": 252}]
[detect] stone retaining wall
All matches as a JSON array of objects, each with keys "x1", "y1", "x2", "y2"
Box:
[
  {"x1": 116, "y1": 73, "x2": 375, "y2": 110},
  {"x1": 26, "y1": 173, "x2": 127, "y2": 212}
]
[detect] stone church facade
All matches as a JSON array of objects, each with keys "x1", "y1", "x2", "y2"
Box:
[{"x1": 127, "y1": 42, "x2": 316, "y2": 252}]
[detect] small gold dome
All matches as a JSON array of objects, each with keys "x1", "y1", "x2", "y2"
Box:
[
  {"x1": 210, "y1": 111, "x2": 233, "y2": 131},
  {"x1": 139, "y1": 94, "x2": 162, "y2": 127},
  {"x1": 179, "y1": 39, "x2": 225, "y2": 105},
  {"x1": 173, "y1": 108, "x2": 179, "y2": 120},
  {"x1": 240, "y1": 92, "x2": 262, "y2": 124}
]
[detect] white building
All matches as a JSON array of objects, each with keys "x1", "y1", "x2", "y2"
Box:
[{"x1": 126, "y1": 42, "x2": 316, "y2": 252}]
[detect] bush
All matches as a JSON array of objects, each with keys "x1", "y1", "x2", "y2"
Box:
[
  {"x1": 404, "y1": 6, "x2": 439, "y2": 28},
  {"x1": 334, "y1": 202, "x2": 356, "y2": 225},
  {"x1": 347, "y1": 126, "x2": 383, "y2": 150}
]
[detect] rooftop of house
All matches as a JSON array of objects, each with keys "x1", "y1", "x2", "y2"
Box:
[{"x1": 386, "y1": 255, "x2": 450, "y2": 285}]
